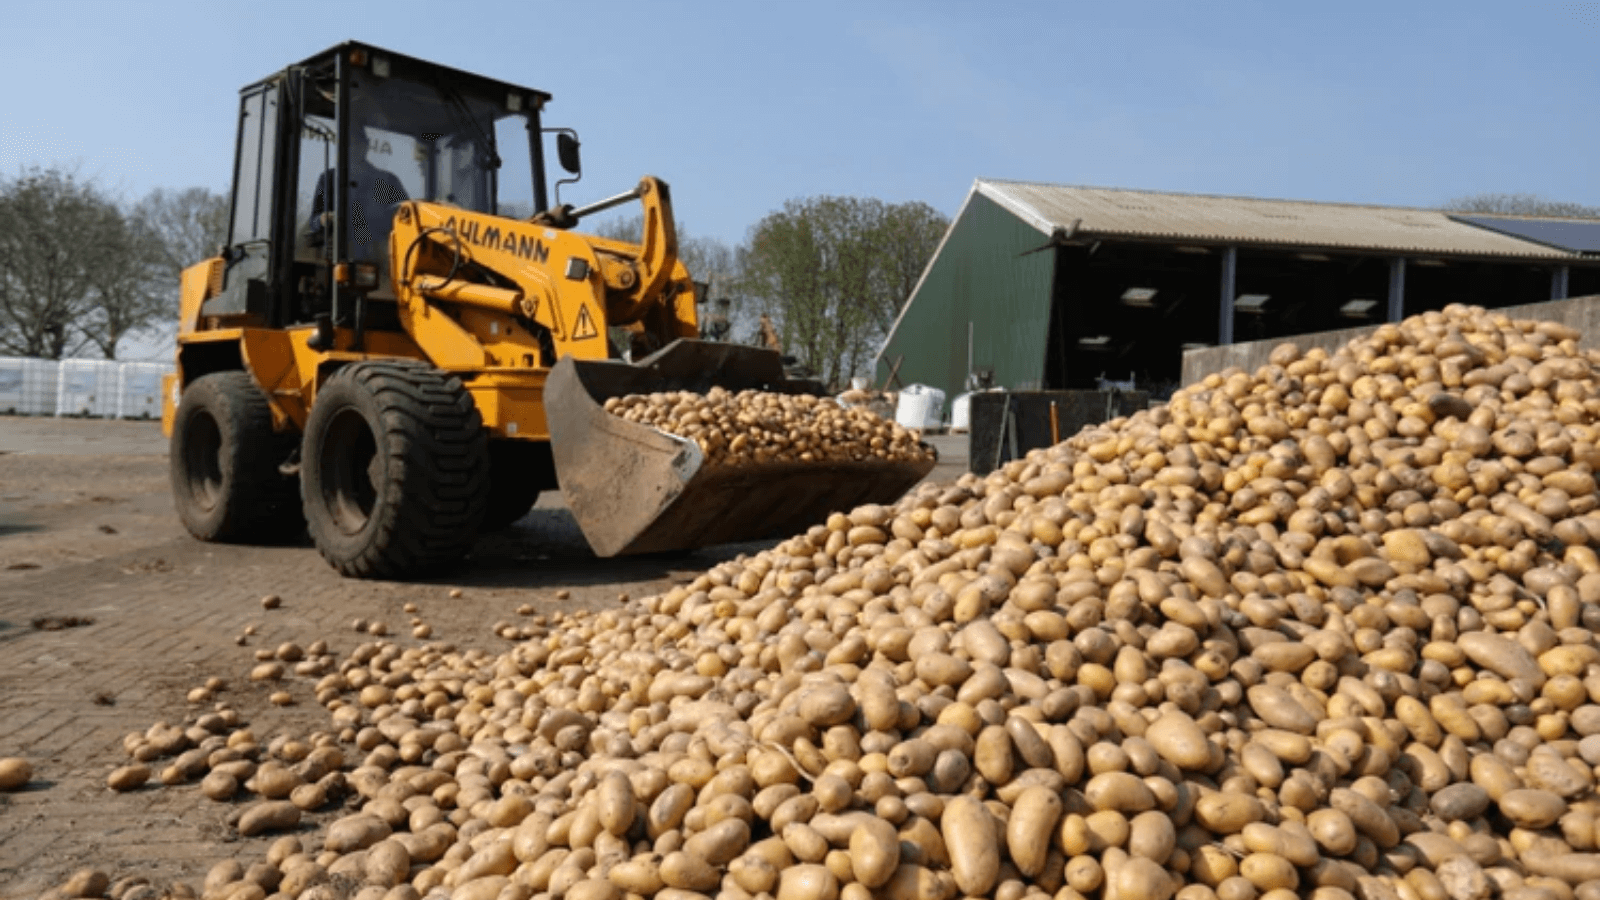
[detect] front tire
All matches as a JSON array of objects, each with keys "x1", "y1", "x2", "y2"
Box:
[
  {"x1": 169, "y1": 371, "x2": 301, "y2": 542},
  {"x1": 301, "y1": 361, "x2": 489, "y2": 578}
]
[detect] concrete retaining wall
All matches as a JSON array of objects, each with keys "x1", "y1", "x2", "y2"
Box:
[
  {"x1": 968, "y1": 390, "x2": 1148, "y2": 474},
  {"x1": 1181, "y1": 294, "x2": 1600, "y2": 386}
]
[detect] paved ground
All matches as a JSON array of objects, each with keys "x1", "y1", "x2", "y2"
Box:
[{"x1": 0, "y1": 416, "x2": 967, "y2": 898}]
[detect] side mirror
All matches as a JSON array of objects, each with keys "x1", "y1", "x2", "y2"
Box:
[{"x1": 557, "y1": 133, "x2": 582, "y2": 174}]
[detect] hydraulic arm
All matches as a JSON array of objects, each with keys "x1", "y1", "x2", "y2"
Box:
[{"x1": 388, "y1": 176, "x2": 699, "y2": 376}]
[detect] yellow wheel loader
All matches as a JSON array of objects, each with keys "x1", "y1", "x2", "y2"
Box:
[{"x1": 162, "y1": 42, "x2": 934, "y2": 578}]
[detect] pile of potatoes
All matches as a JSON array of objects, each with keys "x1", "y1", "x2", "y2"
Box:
[
  {"x1": 93, "y1": 304, "x2": 1600, "y2": 900},
  {"x1": 602, "y1": 387, "x2": 935, "y2": 468}
]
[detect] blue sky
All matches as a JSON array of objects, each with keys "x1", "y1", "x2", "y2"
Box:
[{"x1": 4, "y1": 1, "x2": 1597, "y2": 250}]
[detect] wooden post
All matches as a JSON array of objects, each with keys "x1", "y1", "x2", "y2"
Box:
[{"x1": 880, "y1": 356, "x2": 904, "y2": 390}]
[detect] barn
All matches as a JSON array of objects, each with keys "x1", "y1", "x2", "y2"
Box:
[{"x1": 874, "y1": 180, "x2": 1600, "y2": 401}]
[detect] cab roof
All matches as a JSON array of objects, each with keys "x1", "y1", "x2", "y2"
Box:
[{"x1": 259, "y1": 40, "x2": 554, "y2": 108}]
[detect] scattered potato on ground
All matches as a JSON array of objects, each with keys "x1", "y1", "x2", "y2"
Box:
[{"x1": 0, "y1": 757, "x2": 32, "y2": 791}]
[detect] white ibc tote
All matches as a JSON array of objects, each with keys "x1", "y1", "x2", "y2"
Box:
[
  {"x1": 0, "y1": 357, "x2": 62, "y2": 415},
  {"x1": 950, "y1": 392, "x2": 973, "y2": 432},
  {"x1": 116, "y1": 362, "x2": 172, "y2": 419},
  {"x1": 895, "y1": 384, "x2": 946, "y2": 431},
  {"x1": 55, "y1": 359, "x2": 120, "y2": 417}
]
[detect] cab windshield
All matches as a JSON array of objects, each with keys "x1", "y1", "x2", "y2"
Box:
[{"x1": 297, "y1": 68, "x2": 536, "y2": 290}]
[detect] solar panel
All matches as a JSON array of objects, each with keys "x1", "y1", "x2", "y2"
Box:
[{"x1": 1451, "y1": 215, "x2": 1600, "y2": 253}]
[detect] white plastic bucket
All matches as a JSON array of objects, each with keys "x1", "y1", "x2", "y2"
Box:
[
  {"x1": 116, "y1": 362, "x2": 172, "y2": 419},
  {"x1": 895, "y1": 384, "x2": 946, "y2": 431},
  {"x1": 55, "y1": 359, "x2": 120, "y2": 417}
]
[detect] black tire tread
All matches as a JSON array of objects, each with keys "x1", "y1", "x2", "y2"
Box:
[
  {"x1": 170, "y1": 370, "x2": 301, "y2": 542},
  {"x1": 304, "y1": 360, "x2": 489, "y2": 578}
]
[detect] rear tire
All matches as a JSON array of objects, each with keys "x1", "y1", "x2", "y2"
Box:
[
  {"x1": 170, "y1": 371, "x2": 302, "y2": 543},
  {"x1": 301, "y1": 361, "x2": 489, "y2": 578}
]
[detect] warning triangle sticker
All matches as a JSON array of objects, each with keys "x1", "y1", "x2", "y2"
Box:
[{"x1": 572, "y1": 304, "x2": 599, "y2": 341}]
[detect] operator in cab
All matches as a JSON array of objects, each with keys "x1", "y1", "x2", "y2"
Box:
[{"x1": 305, "y1": 131, "x2": 410, "y2": 263}]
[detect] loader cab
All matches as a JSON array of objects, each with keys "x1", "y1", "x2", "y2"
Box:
[{"x1": 210, "y1": 41, "x2": 557, "y2": 333}]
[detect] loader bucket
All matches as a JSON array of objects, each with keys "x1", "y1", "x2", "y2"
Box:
[{"x1": 544, "y1": 340, "x2": 937, "y2": 557}]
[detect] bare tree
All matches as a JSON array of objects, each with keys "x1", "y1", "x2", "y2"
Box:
[
  {"x1": 135, "y1": 187, "x2": 229, "y2": 276},
  {"x1": 80, "y1": 220, "x2": 167, "y2": 359},
  {"x1": 91, "y1": 187, "x2": 230, "y2": 359},
  {"x1": 0, "y1": 167, "x2": 122, "y2": 358},
  {"x1": 587, "y1": 212, "x2": 738, "y2": 282},
  {"x1": 1444, "y1": 193, "x2": 1600, "y2": 219},
  {"x1": 0, "y1": 168, "x2": 225, "y2": 360}
]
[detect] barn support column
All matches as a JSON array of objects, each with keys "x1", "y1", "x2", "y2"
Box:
[
  {"x1": 1553, "y1": 266, "x2": 1570, "y2": 300},
  {"x1": 1387, "y1": 258, "x2": 1406, "y2": 322},
  {"x1": 1218, "y1": 246, "x2": 1236, "y2": 345}
]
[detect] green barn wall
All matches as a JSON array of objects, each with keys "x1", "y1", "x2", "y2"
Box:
[{"x1": 875, "y1": 193, "x2": 1055, "y2": 399}]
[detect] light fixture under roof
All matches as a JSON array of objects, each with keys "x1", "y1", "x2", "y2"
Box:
[
  {"x1": 1121, "y1": 287, "x2": 1158, "y2": 307},
  {"x1": 1297, "y1": 252, "x2": 1331, "y2": 262},
  {"x1": 1413, "y1": 258, "x2": 1448, "y2": 267},
  {"x1": 1078, "y1": 335, "x2": 1112, "y2": 348},
  {"x1": 1234, "y1": 294, "x2": 1271, "y2": 312},
  {"x1": 1341, "y1": 298, "x2": 1378, "y2": 317}
]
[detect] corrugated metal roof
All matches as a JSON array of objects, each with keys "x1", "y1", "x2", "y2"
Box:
[{"x1": 977, "y1": 180, "x2": 1582, "y2": 261}]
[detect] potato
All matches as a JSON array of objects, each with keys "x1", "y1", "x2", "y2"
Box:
[
  {"x1": 941, "y1": 795, "x2": 1000, "y2": 896},
  {"x1": 847, "y1": 814, "x2": 901, "y2": 888},
  {"x1": 1127, "y1": 810, "x2": 1177, "y2": 863},
  {"x1": 60, "y1": 869, "x2": 111, "y2": 898},
  {"x1": 1112, "y1": 857, "x2": 1175, "y2": 900},
  {"x1": 106, "y1": 764, "x2": 150, "y2": 792},
  {"x1": 200, "y1": 770, "x2": 238, "y2": 801},
  {"x1": 363, "y1": 839, "x2": 409, "y2": 887},
  {"x1": 1499, "y1": 789, "x2": 1568, "y2": 829},
  {"x1": 660, "y1": 850, "x2": 722, "y2": 892},
  {"x1": 451, "y1": 877, "x2": 511, "y2": 900},
  {"x1": 1195, "y1": 792, "x2": 1265, "y2": 835},
  {"x1": 778, "y1": 864, "x2": 841, "y2": 900},
  {"x1": 395, "y1": 822, "x2": 454, "y2": 864},
  {"x1": 595, "y1": 770, "x2": 635, "y2": 836},
  {"x1": 1084, "y1": 772, "x2": 1157, "y2": 813},
  {"x1": 237, "y1": 800, "x2": 301, "y2": 836},
  {"x1": 610, "y1": 856, "x2": 666, "y2": 895},
  {"x1": 1006, "y1": 785, "x2": 1063, "y2": 876},
  {"x1": 455, "y1": 838, "x2": 516, "y2": 883},
  {"x1": 325, "y1": 813, "x2": 391, "y2": 853},
  {"x1": 682, "y1": 817, "x2": 749, "y2": 866},
  {"x1": 1144, "y1": 712, "x2": 1212, "y2": 771},
  {"x1": 0, "y1": 758, "x2": 31, "y2": 791}
]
